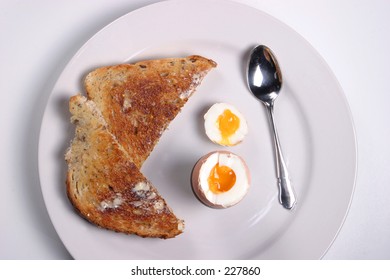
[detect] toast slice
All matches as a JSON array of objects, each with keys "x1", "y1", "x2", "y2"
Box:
[
  {"x1": 85, "y1": 55, "x2": 217, "y2": 168},
  {"x1": 65, "y1": 95, "x2": 184, "y2": 238}
]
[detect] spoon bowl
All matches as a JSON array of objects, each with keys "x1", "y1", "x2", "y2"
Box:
[
  {"x1": 247, "y1": 45, "x2": 297, "y2": 210},
  {"x1": 247, "y1": 45, "x2": 282, "y2": 105}
]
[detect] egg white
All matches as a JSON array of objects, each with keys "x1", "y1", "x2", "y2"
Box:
[
  {"x1": 204, "y1": 103, "x2": 248, "y2": 146},
  {"x1": 197, "y1": 152, "x2": 250, "y2": 208}
]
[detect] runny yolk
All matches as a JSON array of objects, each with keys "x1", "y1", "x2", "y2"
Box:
[
  {"x1": 208, "y1": 163, "x2": 236, "y2": 194},
  {"x1": 217, "y1": 109, "x2": 240, "y2": 145}
]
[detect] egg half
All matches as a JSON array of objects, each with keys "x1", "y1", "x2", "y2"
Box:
[
  {"x1": 191, "y1": 151, "x2": 251, "y2": 208},
  {"x1": 204, "y1": 103, "x2": 248, "y2": 146}
]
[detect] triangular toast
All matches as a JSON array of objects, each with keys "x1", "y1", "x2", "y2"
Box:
[
  {"x1": 85, "y1": 55, "x2": 217, "y2": 168},
  {"x1": 66, "y1": 95, "x2": 184, "y2": 238},
  {"x1": 66, "y1": 56, "x2": 216, "y2": 238}
]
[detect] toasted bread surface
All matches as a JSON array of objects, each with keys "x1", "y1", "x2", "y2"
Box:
[
  {"x1": 85, "y1": 55, "x2": 217, "y2": 168},
  {"x1": 66, "y1": 95, "x2": 184, "y2": 238},
  {"x1": 66, "y1": 55, "x2": 216, "y2": 238}
]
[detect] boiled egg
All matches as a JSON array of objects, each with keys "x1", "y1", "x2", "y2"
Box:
[
  {"x1": 204, "y1": 103, "x2": 248, "y2": 146},
  {"x1": 191, "y1": 151, "x2": 250, "y2": 208}
]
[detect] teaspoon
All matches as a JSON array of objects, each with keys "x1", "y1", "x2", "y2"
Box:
[{"x1": 247, "y1": 45, "x2": 297, "y2": 210}]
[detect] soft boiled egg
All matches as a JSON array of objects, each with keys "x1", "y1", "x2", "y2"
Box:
[
  {"x1": 191, "y1": 151, "x2": 250, "y2": 208},
  {"x1": 204, "y1": 103, "x2": 248, "y2": 146}
]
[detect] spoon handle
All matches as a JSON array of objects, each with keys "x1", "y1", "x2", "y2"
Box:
[{"x1": 266, "y1": 104, "x2": 297, "y2": 210}]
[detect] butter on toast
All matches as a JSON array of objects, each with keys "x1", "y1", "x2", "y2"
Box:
[
  {"x1": 65, "y1": 95, "x2": 184, "y2": 238},
  {"x1": 85, "y1": 55, "x2": 217, "y2": 168}
]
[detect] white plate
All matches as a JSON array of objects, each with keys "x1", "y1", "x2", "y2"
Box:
[{"x1": 39, "y1": 0, "x2": 356, "y2": 259}]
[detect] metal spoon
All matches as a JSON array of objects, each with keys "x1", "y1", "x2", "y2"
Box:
[{"x1": 247, "y1": 45, "x2": 297, "y2": 210}]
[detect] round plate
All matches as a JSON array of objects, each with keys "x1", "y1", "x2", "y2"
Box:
[{"x1": 38, "y1": 0, "x2": 356, "y2": 259}]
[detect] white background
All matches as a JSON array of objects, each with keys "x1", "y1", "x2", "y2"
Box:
[{"x1": 1, "y1": 0, "x2": 389, "y2": 259}]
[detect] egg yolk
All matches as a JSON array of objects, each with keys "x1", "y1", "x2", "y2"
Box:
[
  {"x1": 208, "y1": 163, "x2": 236, "y2": 194},
  {"x1": 217, "y1": 109, "x2": 240, "y2": 145}
]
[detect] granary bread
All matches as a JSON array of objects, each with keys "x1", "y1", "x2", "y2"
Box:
[
  {"x1": 65, "y1": 56, "x2": 216, "y2": 238},
  {"x1": 85, "y1": 55, "x2": 217, "y2": 168},
  {"x1": 65, "y1": 95, "x2": 184, "y2": 238}
]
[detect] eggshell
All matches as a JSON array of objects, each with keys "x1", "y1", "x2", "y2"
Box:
[{"x1": 191, "y1": 151, "x2": 251, "y2": 209}]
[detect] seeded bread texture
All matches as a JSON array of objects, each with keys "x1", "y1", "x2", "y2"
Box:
[
  {"x1": 65, "y1": 55, "x2": 216, "y2": 238},
  {"x1": 85, "y1": 55, "x2": 217, "y2": 168},
  {"x1": 66, "y1": 95, "x2": 184, "y2": 238}
]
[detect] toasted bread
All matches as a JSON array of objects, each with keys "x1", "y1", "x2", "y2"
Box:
[
  {"x1": 66, "y1": 95, "x2": 184, "y2": 238},
  {"x1": 85, "y1": 55, "x2": 217, "y2": 168},
  {"x1": 66, "y1": 55, "x2": 216, "y2": 238}
]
